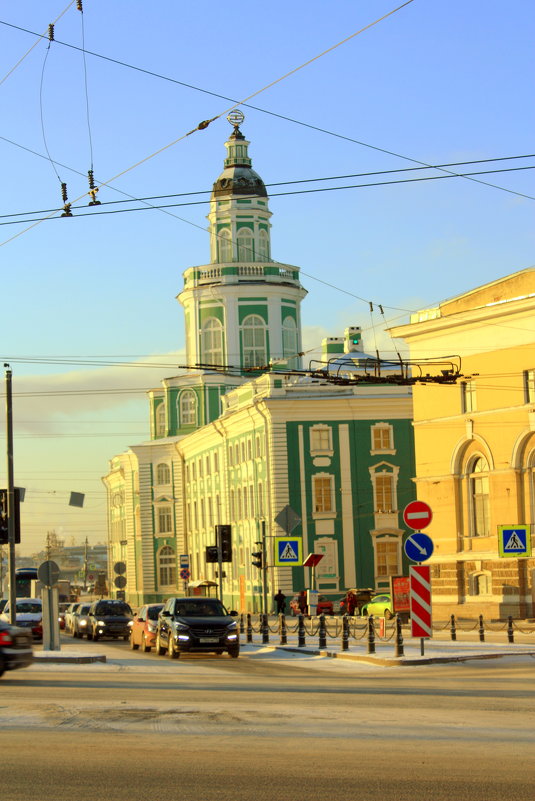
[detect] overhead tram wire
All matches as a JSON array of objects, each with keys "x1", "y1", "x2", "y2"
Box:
[
  {"x1": 1, "y1": 4, "x2": 531, "y2": 203},
  {"x1": 0, "y1": 0, "x2": 417, "y2": 249},
  {"x1": 1, "y1": 154, "x2": 533, "y2": 223}
]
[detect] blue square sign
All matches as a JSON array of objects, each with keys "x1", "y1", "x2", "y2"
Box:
[{"x1": 498, "y1": 525, "x2": 531, "y2": 558}]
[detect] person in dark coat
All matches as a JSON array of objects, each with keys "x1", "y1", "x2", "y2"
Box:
[{"x1": 274, "y1": 590, "x2": 286, "y2": 614}]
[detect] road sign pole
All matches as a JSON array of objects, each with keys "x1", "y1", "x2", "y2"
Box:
[
  {"x1": 261, "y1": 520, "x2": 268, "y2": 616},
  {"x1": 5, "y1": 368, "x2": 16, "y2": 626}
]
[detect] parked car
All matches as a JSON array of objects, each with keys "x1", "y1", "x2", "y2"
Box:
[
  {"x1": 0, "y1": 619, "x2": 33, "y2": 678},
  {"x1": 0, "y1": 598, "x2": 43, "y2": 640},
  {"x1": 361, "y1": 593, "x2": 394, "y2": 619},
  {"x1": 71, "y1": 602, "x2": 92, "y2": 638},
  {"x1": 87, "y1": 599, "x2": 134, "y2": 641},
  {"x1": 0, "y1": 599, "x2": 8, "y2": 614},
  {"x1": 339, "y1": 588, "x2": 375, "y2": 615},
  {"x1": 130, "y1": 603, "x2": 164, "y2": 652},
  {"x1": 155, "y1": 597, "x2": 239, "y2": 658},
  {"x1": 64, "y1": 602, "x2": 81, "y2": 634},
  {"x1": 58, "y1": 602, "x2": 70, "y2": 630},
  {"x1": 289, "y1": 593, "x2": 334, "y2": 616}
]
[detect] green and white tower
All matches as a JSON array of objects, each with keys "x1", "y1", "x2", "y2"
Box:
[{"x1": 178, "y1": 112, "x2": 307, "y2": 373}]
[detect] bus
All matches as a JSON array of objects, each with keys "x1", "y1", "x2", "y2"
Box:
[{"x1": 15, "y1": 568, "x2": 38, "y2": 598}]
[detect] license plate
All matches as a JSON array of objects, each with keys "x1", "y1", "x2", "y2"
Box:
[{"x1": 199, "y1": 637, "x2": 219, "y2": 643}]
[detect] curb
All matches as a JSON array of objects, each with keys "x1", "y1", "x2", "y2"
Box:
[
  {"x1": 33, "y1": 653, "x2": 107, "y2": 664},
  {"x1": 248, "y1": 642, "x2": 535, "y2": 666}
]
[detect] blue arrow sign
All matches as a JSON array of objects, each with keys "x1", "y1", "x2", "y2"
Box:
[{"x1": 404, "y1": 532, "x2": 434, "y2": 562}]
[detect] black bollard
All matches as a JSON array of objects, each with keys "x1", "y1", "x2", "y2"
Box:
[
  {"x1": 239, "y1": 613, "x2": 245, "y2": 634},
  {"x1": 280, "y1": 613, "x2": 287, "y2": 645},
  {"x1": 507, "y1": 615, "x2": 514, "y2": 643},
  {"x1": 478, "y1": 614, "x2": 485, "y2": 642},
  {"x1": 450, "y1": 613, "x2": 457, "y2": 641},
  {"x1": 394, "y1": 614, "x2": 404, "y2": 658},
  {"x1": 246, "y1": 612, "x2": 253, "y2": 643},
  {"x1": 342, "y1": 614, "x2": 349, "y2": 651},
  {"x1": 262, "y1": 613, "x2": 269, "y2": 644},
  {"x1": 298, "y1": 614, "x2": 306, "y2": 647},
  {"x1": 319, "y1": 613, "x2": 327, "y2": 649},
  {"x1": 367, "y1": 614, "x2": 376, "y2": 655}
]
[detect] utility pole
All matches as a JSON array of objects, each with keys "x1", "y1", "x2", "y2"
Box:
[
  {"x1": 84, "y1": 536, "x2": 88, "y2": 590},
  {"x1": 5, "y1": 366, "x2": 16, "y2": 625}
]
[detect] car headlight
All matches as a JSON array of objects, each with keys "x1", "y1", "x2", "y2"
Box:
[
  {"x1": 127, "y1": 620, "x2": 134, "y2": 627},
  {"x1": 227, "y1": 621, "x2": 238, "y2": 630},
  {"x1": 227, "y1": 633, "x2": 238, "y2": 640},
  {"x1": 80, "y1": 620, "x2": 87, "y2": 627},
  {"x1": 147, "y1": 622, "x2": 157, "y2": 632},
  {"x1": 175, "y1": 623, "x2": 189, "y2": 631},
  {"x1": 97, "y1": 620, "x2": 106, "y2": 626}
]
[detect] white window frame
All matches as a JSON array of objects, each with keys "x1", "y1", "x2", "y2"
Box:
[
  {"x1": 310, "y1": 425, "x2": 333, "y2": 456},
  {"x1": 312, "y1": 473, "x2": 335, "y2": 517},
  {"x1": 158, "y1": 545, "x2": 176, "y2": 587},
  {"x1": 369, "y1": 463, "x2": 400, "y2": 514},
  {"x1": 201, "y1": 317, "x2": 223, "y2": 366},
  {"x1": 467, "y1": 455, "x2": 490, "y2": 537},
  {"x1": 236, "y1": 227, "x2": 254, "y2": 261},
  {"x1": 282, "y1": 316, "x2": 298, "y2": 367},
  {"x1": 242, "y1": 315, "x2": 267, "y2": 368},
  {"x1": 373, "y1": 536, "x2": 401, "y2": 581},
  {"x1": 218, "y1": 229, "x2": 232, "y2": 262},
  {"x1": 370, "y1": 423, "x2": 395, "y2": 454},
  {"x1": 155, "y1": 463, "x2": 171, "y2": 485},
  {"x1": 157, "y1": 504, "x2": 173, "y2": 534},
  {"x1": 179, "y1": 390, "x2": 198, "y2": 427},
  {"x1": 155, "y1": 403, "x2": 166, "y2": 437}
]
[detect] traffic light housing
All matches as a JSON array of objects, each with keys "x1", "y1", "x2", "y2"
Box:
[
  {"x1": 251, "y1": 551, "x2": 263, "y2": 569},
  {"x1": 217, "y1": 524, "x2": 232, "y2": 562},
  {"x1": 0, "y1": 488, "x2": 21, "y2": 545},
  {"x1": 205, "y1": 545, "x2": 219, "y2": 563}
]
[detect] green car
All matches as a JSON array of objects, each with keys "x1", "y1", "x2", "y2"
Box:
[{"x1": 361, "y1": 593, "x2": 394, "y2": 619}]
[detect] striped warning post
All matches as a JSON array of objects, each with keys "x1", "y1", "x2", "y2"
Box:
[{"x1": 410, "y1": 565, "x2": 432, "y2": 638}]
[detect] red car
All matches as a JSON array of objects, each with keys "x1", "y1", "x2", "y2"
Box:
[
  {"x1": 130, "y1": 603, "x2": 164, "y2": 652},
  {"x1": 289, "y1": 593, "x2": 334, "y2": 616}
]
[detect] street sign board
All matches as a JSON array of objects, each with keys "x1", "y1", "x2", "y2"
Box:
[
  {"x1": 390, "y1": 575, "x2": 411, "y2": 616},
  {"x1": 180, "y1": 554, "x2": 190, "y2": 568},
  {"x1": 303, "y1": 553, "x2": 324, "y2": 568},
  {"x1": 410, "y1": 565, "x2": 432, "y2": 638},
  {"x1": 404, "y1": 532, "x2": 434, "y2": 562},
  {"x1": 274, "y1": 505, "x2": 301, "y2": 534},
  {"x1": 274, "y1": 537, "x2": 303, "y2": 566},
  {"x1": 37, "y1": 560, "x2": 60, "y2": 588},
  {"x1": 180, "y1": 568, "x2": 191, "y2": 580},
  {"x1": 498, "y1": 525, "x2": 531, "y2": 558},
  {"x1": 403, "y1": 500, "x2": 433, "y2": 530}
]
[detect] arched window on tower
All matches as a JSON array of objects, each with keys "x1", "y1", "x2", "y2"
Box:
[
  {"x1": 468, "y1": 455, "x2": 490, "y2": 537},
  {"x1": 282, "y1": 316, "x2": 298, "y2": 368},
  {"x1": 237, "y1": 228, "x2": 254, "y2": 262},
  {"x1": 179, "y1": 390, "x2": 198, "y2": 427},
  {"x1": 218, "y1": 229, "x2": 232, "y2": 262},
  {"x1": 258, "y1": 230, "x2": 269, "y2": 261},
  {"x1": 155, "y1": 402, "x2": 166, "y2": 437},
  {"x1": 201, "y1": 317, "x2": 223, "y2": 366},
  {"x1": 242, "y1": 315, "x2": 267, "y2": 368}
]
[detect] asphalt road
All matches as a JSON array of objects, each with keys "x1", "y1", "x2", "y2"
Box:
[{"x1": 1, "y1": 639, "x2": 534, "y2": 801}]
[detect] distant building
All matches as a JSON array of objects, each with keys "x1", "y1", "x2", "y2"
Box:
[
  {"x1": 103, "y1": 118, "x2": 415, "y2": 609},
  {"x1": 391, "y1": 269, "x2": 535, "y2": 618}
]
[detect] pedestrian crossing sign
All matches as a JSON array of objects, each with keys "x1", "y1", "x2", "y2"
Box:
[
  {"x1": 498, "y1": 525, "x2": 531, "y2": 558},
  {"x1": 274, "y1": 536, "x2": 303, "y2": 566}
]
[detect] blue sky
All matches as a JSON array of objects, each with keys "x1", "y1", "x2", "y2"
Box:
[{"x1": 0, "y1": 0, "x2": 533, "y2": 554}]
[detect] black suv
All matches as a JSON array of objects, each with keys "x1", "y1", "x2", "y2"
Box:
[
  {"x1": 88, "y1": 599, "x2": 134, "y2": 641},
  {"x1": 155, "y1": 597, "x2": 239, "y2": 659}
]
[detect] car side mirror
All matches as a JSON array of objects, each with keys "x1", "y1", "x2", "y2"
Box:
[
  {"x1": 161, "y1": 610, "x2": 171, "y2": 617},
  {"x1": 229, "y1": 610, "x2": 238, "y2": 617}
]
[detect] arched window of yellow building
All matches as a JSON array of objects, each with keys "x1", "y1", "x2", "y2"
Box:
[{"x1": 469, "y1": 456, "x2": 490, "y2": 537}]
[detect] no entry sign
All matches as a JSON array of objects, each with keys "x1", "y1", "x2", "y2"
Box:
[
  {"x1": 410, "y1": 565, "x2": 432, "y2": 638},
  {"x1": 403, "y1": 500, "x2": 433, "y2": 530}
]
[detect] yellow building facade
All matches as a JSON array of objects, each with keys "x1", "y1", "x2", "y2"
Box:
[{"x1": 391, "y1": 269, "x2": 535, "y2": 619}]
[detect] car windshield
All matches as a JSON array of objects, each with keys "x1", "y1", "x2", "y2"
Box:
[
  {"x1": 147, "y1": 605, "x2": 164, "y2": 620},
  {"x1": 79, "y1": 605, "x2": 91, "y2": 614},
  {"x1": 16, "y1": 602, "x2": 41, "y2": 614},
  {"x1": 95, "y1": 602, "x2": 132, "y2": 616},
  {"x1": 174, "y1": 600, "x2": 227, "y2": 617}
]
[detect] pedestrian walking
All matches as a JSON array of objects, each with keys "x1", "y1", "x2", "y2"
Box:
[{"x1": 274, "y1": 590, "x2": 286, "y2": 614}]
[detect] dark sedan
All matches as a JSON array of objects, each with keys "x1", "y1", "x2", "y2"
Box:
[
  {"x1": 155, "y1": 597, "x2": 239, "y2": 658},
  {"x1": 0, "y1": 619, "x2": 33, "y2": 678}
]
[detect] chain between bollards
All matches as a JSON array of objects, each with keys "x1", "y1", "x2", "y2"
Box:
[
  {"x1": 279, "y1": 613, "x2": 287, "y2": 645},
  {"x1": 246, "y1": 612, "x2": 252, "y2": 643},
  {"x1": 367, "y1": 614, "x2": 376, "y2": 654},
  {"x1": 450, "y1": 613, "x2": 457, "y2": 641},
  {"x1": 394, "y1": 614, "x2": 404, "y2": 657},
  {"x1": 341, "y1": 614, "x2": 349, "y2": 651},
  {"x1": 507, "y1": 615, "x2": 514, "y2": 643},
  {"x1": 298, "y1": 614, "x2": 306, "y2": 647}
]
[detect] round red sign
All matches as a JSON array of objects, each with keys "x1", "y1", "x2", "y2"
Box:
[{"x1": 403, "y1": 500, "x2": 433, "y2": 530}]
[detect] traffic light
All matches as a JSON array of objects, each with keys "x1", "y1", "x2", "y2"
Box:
[
  {"x1": 251, "y1": 551, "x2": 263, "y2": 569},
  {"x1": 205, "y1": 545, "x2": 219, "y2": 563},
  {"x1": 217, "y1": 524, "x2": 232, "y2": 562},
  {"x1": 0, "y1": 488, "x2": 21, "y2": 545}
]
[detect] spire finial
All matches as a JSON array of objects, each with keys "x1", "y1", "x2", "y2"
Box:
[{"x1": 227, "y1": 110, "x2": 245, "y2": 131}]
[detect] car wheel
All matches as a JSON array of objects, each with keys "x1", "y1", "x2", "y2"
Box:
[
  {"x1": 155, "y1": 632, "x2": 166, "y2": 655},
  {"x1": 93, "y1": 631, "x2": 99, "y2": 642},
  {"x1": 130, "y1": 634, "x2": 139, "y2": 650},
  {"x1": 228, "y1": 647, "x2": 240, "y2": 658},
  {"x1": 141, "y1": 634, "x2": 151, "y2": 653},
  {"x1": 215, "y1": 649, "x2": 224, "y2": 655},
  {"x1": 168, "y1": 635, "x2": 179, "y2": 659},
  {"x1": 86, "y1": 631, "x2": 93, "y2": 640},
  {"x1": 385, "y1": 609, "x2": 393, "y2": 620}
]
